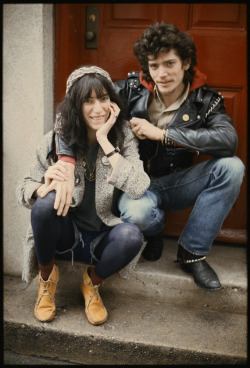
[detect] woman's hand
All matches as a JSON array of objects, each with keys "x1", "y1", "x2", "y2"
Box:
[
  {"x1": 34, "y1": 184, "x2": 46, "y2": 198},
  {"x1": 39, "y1": 161, "x2": 75, "y2": 216},
  {"x1": 96, "y1": 102, "x2": 120, "y2": 141},
  {"x1": 42, "y1": 178, "x2": 75, "y2": 216}
]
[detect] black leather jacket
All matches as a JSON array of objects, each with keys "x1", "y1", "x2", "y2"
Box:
[
  {"x1": 115, "y1": 71, "x2": 238, "y2": 177},
  {"x1": 56, "y1": 70, "x2": 238, "y2": 178}
]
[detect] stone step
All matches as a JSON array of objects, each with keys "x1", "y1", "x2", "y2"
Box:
[
  {"x1": 4, "y1": 238, "x2": 247, "y2": 365},
  {"x1": 53, "y1": 237, "x2": 247, "y2": 314}
]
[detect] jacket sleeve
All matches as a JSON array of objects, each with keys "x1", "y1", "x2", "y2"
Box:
[
  {"x1": 107, "y1": 121, "x2": 150, "y2": 199},
  {"x1": 16, "y1": 131, "x2": 82, "y2": 209},
  {"x1": 53, "y1": 112, "x2": 77, "y2": 159},
  {"x1": 115, "y1": 79, "x2": 142, "y2": 120},
  {"x1": 167, "y1": 95, "x2": 238, "y2": 157},
  {"x1": 55, "y1": 133, "x2": 77, "y2": 159},
  {"x1": 16, "y1": 133, "x2": 53, "y2": 209}
]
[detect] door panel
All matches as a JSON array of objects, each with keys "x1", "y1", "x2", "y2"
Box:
[
  {"x1": 190, "y1": 3, "x2": 246, "y2": 29},
  {"x1": 55, "y1": 3, "x2": 247, "y2": 243}
]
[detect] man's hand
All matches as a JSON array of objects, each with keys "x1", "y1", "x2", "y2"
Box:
[
  {"x1": 43, "y1": 160, "x2": 69, "y2": 187},
  {"x1": 130, "y1": 117, "x2": 162, "y2": 141},
  {"x1": 41, "y1": 161, "x2": 75, "y2": 216}
]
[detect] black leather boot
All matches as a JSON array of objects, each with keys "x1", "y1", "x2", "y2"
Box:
[
  {"x1": 142, "y1": 234, "x2": 163, "y2": 261},
  {"x1": 176, "y1": 244, "x2": 221, "y2": 290}
]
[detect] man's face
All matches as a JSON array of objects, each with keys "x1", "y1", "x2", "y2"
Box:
[{"x1": 148, "y1": 49, "x2": 190, "y2": 103}]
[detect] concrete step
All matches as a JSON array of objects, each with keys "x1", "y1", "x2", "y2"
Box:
[{"x1": 4, "y1": 237, "x2": 247, "y2": 365}]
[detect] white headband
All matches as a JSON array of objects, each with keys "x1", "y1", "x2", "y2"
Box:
[{"x1": 66, "y1": 65, "x2": 114, "y2": 94}]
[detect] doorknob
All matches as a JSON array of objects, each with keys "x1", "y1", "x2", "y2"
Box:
[
  {"x1": 85, "y1": 6, "x2": 99, "y2": 49},
  {"x1": 85, "y1": 31, "x2": 95, "y2": 42}
]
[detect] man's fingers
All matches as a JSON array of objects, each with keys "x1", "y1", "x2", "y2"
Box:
[
  {"x1": 132, "y1": 125, "x2": 142, "y2": 136},
  {"x1": 130, "y1": 119, "x2": 137, "y2": 129},
  {"x1": 45, "y1": 173, "x2": 65, "y2": 182},
  {"x1": 46, "y1": 168, "x2": 68, "y2": 180}
]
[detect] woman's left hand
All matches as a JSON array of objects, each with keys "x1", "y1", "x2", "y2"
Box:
[{"x1": 96, "y1": 102, "x2": 120, "y2": 141}]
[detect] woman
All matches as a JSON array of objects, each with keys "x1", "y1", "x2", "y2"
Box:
[{"x1": 16, "y1": 65, "x2": 150, "y2": 326}]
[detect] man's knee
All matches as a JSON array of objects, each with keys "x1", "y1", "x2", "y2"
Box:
[
  {"x1": 216, "y1": 156, "x2": 245, "y2": 186},
  {"x1": 118, "y1": 191, "x2": 158, "y2": 228}
]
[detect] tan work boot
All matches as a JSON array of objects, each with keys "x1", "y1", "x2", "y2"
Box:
[
  {"x1": 34, "y1": 264, "x2": 59, "y2": 322},
  {"x1": 80, "y1": 266, "x2": 108, "y2": 325}
]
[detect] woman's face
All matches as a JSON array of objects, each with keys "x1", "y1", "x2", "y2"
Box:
[{"x1": 82, "y1": 88, "x2": 111, "y2": 133}]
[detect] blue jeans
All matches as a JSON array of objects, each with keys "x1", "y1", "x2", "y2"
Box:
[
  {"x1": 31, "y1": 192, "x2": 143, "y2": 279},
  {"x1": 118, "y1": 157, "x2": 245, "y2": 256}
]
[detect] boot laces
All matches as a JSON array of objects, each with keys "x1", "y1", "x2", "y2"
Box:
[
  {"x1": 40, "y1": 279, "x2": 57, "y2": 299},
  {"x1": 89, "y1": 284, "x2": 101, "y2": 301}
]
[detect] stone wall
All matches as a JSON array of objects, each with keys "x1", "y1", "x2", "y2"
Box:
[{"x1": 3, "y1": 4, "x2": 54, "y2": 276}]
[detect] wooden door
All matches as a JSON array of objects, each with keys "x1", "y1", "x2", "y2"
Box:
[{"x1": 55, "y1": 3, "x2": 247, "y2": 244}]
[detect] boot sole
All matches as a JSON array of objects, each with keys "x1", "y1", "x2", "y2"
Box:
[
  {"x1": 193, "y1": 280, "x2": 222, "y2": 291},
  {"x1": 180, "y1": 264, "x2": 222, "y2": 291},
  {"x1": 80, "y1": 283, "x2": 108, "y2": 325},
  {"x1": 34, "y1": 307, "x2": 56, "y2": 322}
]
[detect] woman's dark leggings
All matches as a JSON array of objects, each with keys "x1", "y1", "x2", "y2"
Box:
[{"x1": 31, "y1": 192, "x2": 143, "y2": 279}]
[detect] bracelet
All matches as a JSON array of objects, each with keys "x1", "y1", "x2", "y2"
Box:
[
  {"x1": 165, "y1": 128, "x2": 168, "y2": 145},
  {"x1": 166, "y1": 137, "x2": 175, "y2": 147},
  {"x1": 161, "y1": 129, "x2": 165, "y2": 145},
  {"x1": 106, "y1": 147, "x2": 120, "y2": 158},
  {"x1": 165, "y1": 128, "x2": 175, "y2": 147}
]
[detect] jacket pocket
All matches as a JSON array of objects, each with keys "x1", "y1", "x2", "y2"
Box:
[{"x1": 150, "y1": 147, "x2": 194, "y2": 178}]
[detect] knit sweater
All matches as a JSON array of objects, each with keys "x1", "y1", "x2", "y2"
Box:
[{"x1": 16, "y1": 121, "x2": 150, "y2": 282}]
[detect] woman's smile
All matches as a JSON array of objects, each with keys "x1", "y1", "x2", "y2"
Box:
[
  {"x1": 90, "y1": 115, "x2": 106, "y2": 121},
  {"x1": 82, "y1": 89, "x2": 111, "y2": 133}
]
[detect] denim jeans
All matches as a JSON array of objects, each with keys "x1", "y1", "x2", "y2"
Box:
[
  {"x1": 31, "y1": 192, "x2": 143, "y2": 279},
  {"x1": 118, "y1": 156, "x2": 245, "y2": 255}
]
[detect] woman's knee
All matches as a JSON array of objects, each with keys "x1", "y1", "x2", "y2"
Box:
[
  {"x1": 31, "y1": 191, "x2": 57, "y2": 221},
  {"x1": 115, "y1": 223, "x2": 143, "y2": 257}
]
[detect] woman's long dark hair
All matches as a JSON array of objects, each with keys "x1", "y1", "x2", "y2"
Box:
[{"x1": 56, "y1": 72, "x2": 126, "y2": 159}]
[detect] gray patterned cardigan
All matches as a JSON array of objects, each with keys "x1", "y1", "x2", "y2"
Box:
[{"x1": 16, "y1": 121, "x2": 150, "y2": 282}]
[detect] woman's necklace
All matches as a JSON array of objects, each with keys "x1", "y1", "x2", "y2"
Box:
[
  {"x1": 83, "y1": 142, "x2": 99, "y2": 182},
  {"x1": 83, "y1": 154, "x2": 96, "y2": 181}
]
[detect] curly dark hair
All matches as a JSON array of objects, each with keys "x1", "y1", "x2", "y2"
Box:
[
  {"x1": 56, "y1": 72, "x2": 126, "y2": 159},
  {"x1": 134, "y1": 22, "x2": 197, "y2": 85}
]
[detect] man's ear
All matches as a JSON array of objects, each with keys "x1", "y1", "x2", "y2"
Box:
[{"x1": 184, "y1": 58, "x2": 191, "y2": 70}]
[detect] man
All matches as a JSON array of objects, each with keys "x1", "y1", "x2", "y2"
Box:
[{"x1": 52, "y1": 22, "x2": 245, "y2": 290}]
